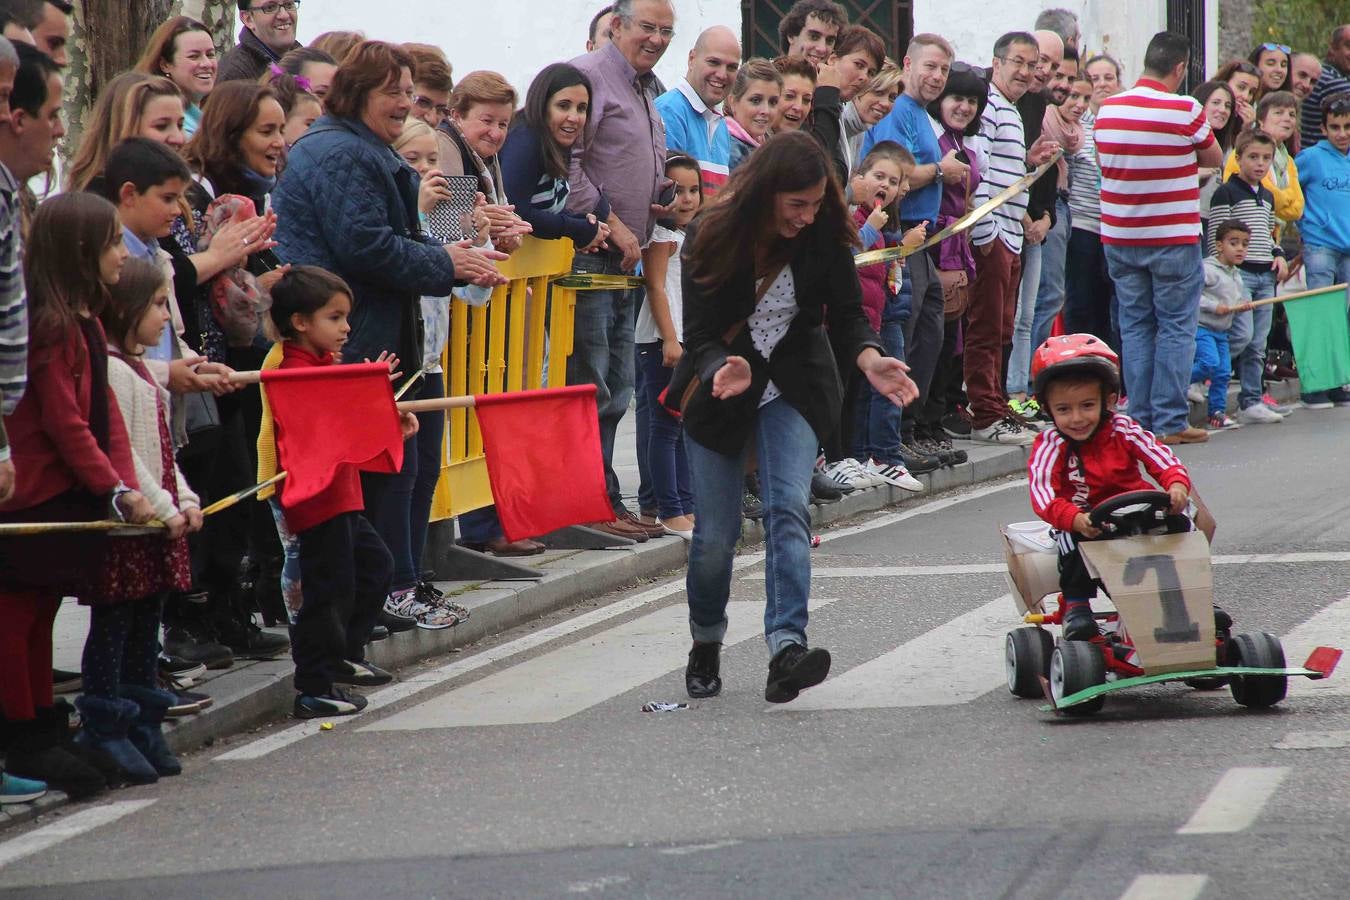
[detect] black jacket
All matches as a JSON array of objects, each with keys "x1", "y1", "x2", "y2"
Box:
[
  {"x1": 1017, "y1": 89, "x2": 1058, "y2": 228},
  {"x1": 217, "y1": 27, "x2": 301, "y2": 84},
  {"x1": 805, "y1": 86, "x2": 848, "y2": 186},
  {"x1": 679, "y1": 222, "x2": 883, "y2": 456}
]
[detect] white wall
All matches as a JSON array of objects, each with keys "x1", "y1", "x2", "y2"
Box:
[
  {"x1": 296, "y1": 0, "x2": 741, "y2": 98},
  {"x1": 279, "y1": 0, "x2": 1218, "y2": 98}
]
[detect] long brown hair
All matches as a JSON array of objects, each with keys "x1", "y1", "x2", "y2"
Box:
[
  {"x1": 26, "y1": 193, "x2": 123, "y2": 344},
  {"x1": 66, "y1": 72, "x2": 184, "y2": 192},
  {"x1": 101, "y1": 257, "x2": 168, "y2": 355},
  {"x1": 182, "y1": 80, "x2": 278, "y2": 185},
  {"x1": 687, "y1": 130, "x2": 855, "y2": 289},
  {"x1": 134, "y1": 15, "x2": 212, "y2": 80}
]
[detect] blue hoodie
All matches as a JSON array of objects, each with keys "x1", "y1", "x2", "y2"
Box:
[{"x1": 1295, "y1": 139, "x2": 1350, "y2": 252}]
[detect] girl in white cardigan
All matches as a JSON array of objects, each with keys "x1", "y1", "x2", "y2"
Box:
[{"x1": 83, "y1": 257, "x2": 205, "y2": 784}]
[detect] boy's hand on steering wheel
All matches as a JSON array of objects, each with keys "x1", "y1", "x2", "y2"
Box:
[
  {"x1": 1167, "y1": 483, "x2": 1190, "y2": 515},
  {"x1": 1072, "y1": 512, "x2": 1102, "y2": 539}
]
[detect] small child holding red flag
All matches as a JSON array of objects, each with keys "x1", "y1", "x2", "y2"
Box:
[
  {"x1": 260, "y1": 266, "x2": 417, "y2": 718},
  {"x1": 1025, "y1": 334, "x2": 1229, "y2": 642}
]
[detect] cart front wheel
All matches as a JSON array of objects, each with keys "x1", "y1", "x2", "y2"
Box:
[
  {"x1": 1006, "y1": 627, "x2": 1054, "y2": 698},
  {"x1": 1230, "y1": 632, "x2": 1288, "y2": 709},
  {"x1": 1050, "y1": 641, "x2": 1106, "y2": 715}
]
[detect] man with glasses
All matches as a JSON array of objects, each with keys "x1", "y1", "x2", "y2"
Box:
[
  {"x1": 218, "y1": 0, "x2": 303, "y2": 84},
  {"x1": 964, "y1": 31, "x2": 1058, "y2": 446},
  {"x1": 1095, "y1": 31, "x2": 1222, "y2": 445},
  {"x1": 1300, "y1": 26, "x2": 1350, "y2": 151},
  {"x1": 566, "y1": 0, "x2": 673, "y2": 542}
]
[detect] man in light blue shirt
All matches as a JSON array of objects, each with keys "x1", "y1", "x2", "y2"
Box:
[{"x1": 654, "y1": 25, "x2": 738, "y2": 197}]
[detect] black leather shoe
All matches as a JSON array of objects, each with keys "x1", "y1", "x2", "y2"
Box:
[
  {"x1": 685, "y1": 642, "x2": 722, "y2": 699},
  {"x1": 1061, "y1": 605, "x2": 1099, "y2": 641},
  {"x1": 811, "y1": 472, "x2": 845, "y2": 501},
  {"x1": 765, "y1": 643, "x2": 831, "y2": 703}
]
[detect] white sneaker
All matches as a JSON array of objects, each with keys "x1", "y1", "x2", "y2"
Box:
[
  {"x1": 823, "y1": 459, "x2": 873, "y2": 490},
  {"x1": 971, "y1": 416, "x2": 1036, "y2": 446},
  {"x1": 1236, "y1": 403, "x2": 1283, "y2": 424},
  {"x1": 866, "y1": 459, "x2": 924, "y2": 492},
  {"x1": 1186, "y1": 383, "x2": 1207, "y2": 404}
]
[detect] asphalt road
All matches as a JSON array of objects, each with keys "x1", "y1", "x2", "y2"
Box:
[{"x1": 3, "y1": 409, "x2": 1350, "y2": 899}]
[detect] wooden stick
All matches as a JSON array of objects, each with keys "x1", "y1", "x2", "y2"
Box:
[
  {"x1": 395, "y1": 395, "x2": 477, "y2": 414},
  {"x1": 1247, "y1": 283, "x2": 1349, "y2": 308},
  {"x1": 200, "y1": 472, "x2": 287, "y2": 516},
  {"x1": 0, "y1": 521, "x2": 164, "y2": 536}
]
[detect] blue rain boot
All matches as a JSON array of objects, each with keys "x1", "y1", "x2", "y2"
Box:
[
  {"x1": 73, "y1": 695, "x2": 158, "y2": 785},
  {"x1": 120, "y1": 685, "x2": 181, "y2": 777}
]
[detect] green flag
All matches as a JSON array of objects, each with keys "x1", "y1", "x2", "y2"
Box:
[{"x1": 1283, "y1": 284, "x2": 1350, "y2": 393}]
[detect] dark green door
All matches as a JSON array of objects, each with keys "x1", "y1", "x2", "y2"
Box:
[{"x1": 741, "y1": 0, "x2": 914, "y2": 62}]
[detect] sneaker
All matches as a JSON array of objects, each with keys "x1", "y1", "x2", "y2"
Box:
[
  {"x1": 386, "y1": 588, "x2": 456, "y2": 630},
  {"x1": 1236, "y1": 403, "x2": 1282, "y2": 425},
  {"x1": 810, "y1": 472, "x2": 845, "y2": 501},
  {"x1": 743, "y1": 490, "x2": 767, "y2": 518},
  {"x1": 169, "y1": 689, "x2": 213, "y2": 717},
  {"x1": 1333, "y1": 387, "x2": 1350, "y2": 408},
  {"x1": 865, "y1": 458, "x2": 923, "y2": 492},
  {"x1": 685, "y1": 642, "x2": 722, "y2": 699},
  {"x1": 293, "y1": 686, "x2": 368, "y2": 719},
  {"x1": 1207, "y1": 412, "x2": 1240, "y2": 430},
  {"x1": 764, "y1": 643, "x2": 832, "y2": 703},
  {"x1": 971, "y1": 416, "x2": 1036, "y2": 446},
  {"x1": 941, "y1": 409, "x2": 973, "y2": 440},
  {"x1": 379, "y1": 601, "x2": 418, "y2": 633},
  {"x1": 163, "y1": 625, "x2": 234, "y2": 670},
  {"x1": 1301, "y1": 392, "x2": 1334, "y2": 409},
  {"x1": 1160, "y1": 426, "x2": 1210, "y2": 445},
  {"x1": 0, "y1": 771, "x2": 48, "y2": 805},
  {"x1": 1008, "y1": 396, "x2": 1043, "y2": 420},
  {"x1": 1186, "y1": 383, "x2": 1207, "y2": 404},
  {"x1": 217, "y1": 618, "x2": 291, "y2": 660},
  {"x1": 823, "y1": 458, "x2": 874, "y2": 490},
  {"x1": 334, "y1": 659, "x2": 394, "y2": 687},
  {"x1": 915, "y1": 430, "x2": 967, "y2": 466},
  {"x1": 415, "y1": 580, "x2": 470, "y2": 624},
  {"x1": 368, "y1": 624, "x2": 390, "y2": 642},
  {"x1": 1260, "y1": 394, "x2": 1294, "y2": 415},
  {"x1": 158, "y1": 654, "x2": 207, "y2": 686},
  {"x1": 52, "y1": 668, "x2": 82, "y2": 694},
  {"x1": 897, "y1": 442, "x2": 942, "y2": 474}
]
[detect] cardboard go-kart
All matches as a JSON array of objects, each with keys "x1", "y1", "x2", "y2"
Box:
[{"x1": 1001, "y1": 490, "x2": 1341, "y2": 716}]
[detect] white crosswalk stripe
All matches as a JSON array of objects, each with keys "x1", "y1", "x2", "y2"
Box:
[{"x1": 364, "y1": 599, "x2": 838, "y2": 730}]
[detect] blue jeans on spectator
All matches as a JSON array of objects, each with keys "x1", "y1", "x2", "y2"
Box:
[
  {"x1": 855, "y1": 296, "x2": 907, "y2": 462},
  {"x1": 1191, "y1": 325, "x2": 1232, "y2": 417},
  {"x1": 566, "y1": 250, "x2": 637, "y2": 514},
  {"x1": 685, "y1": 398, "x2": 816, "y2": 655},
  {"x1": 635, "y1": 341, "x2": 693, "y2": 520},
  {"x1": 1231, "y1": 268, "x2": 1276, "y2": 410},
  {"x1": 409, "y1": 375, "x2": 446, "y2": 574},
  {"x1": 1063, "y1": 228, "x2": 1116, "y2": 349},
  {"x1": 1105, "y1": 242, "x2": 1203, "y2": 435},
  {"x1": 1033, "y1": 197, "x2": 1071, "y2": 352},
  {"x1": 1006, "y1": 242, "x2": 1043, "y2": 395}
]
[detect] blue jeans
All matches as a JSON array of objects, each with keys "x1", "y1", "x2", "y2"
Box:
[
  {"x1": 1006, "y1": 242, "x2": 1043, "y2": 395},
  {"x1": 1104, "y1": 242, "x2": 1204, "y2": 434},
  {"x1": 410, "y1": 375, "x2": 446, "y2": 573},
  {"x1": 1231, "y1": 268, "x2": 1276, "y2": 410},
  {"x1": 566, "y1": 251, "x2": 637, "y2": 512},
  {"x1": 635, "y1": 342, "x2": 692, "y2": 519},
  {"x1": 854, "y1": 311, "x2": 905, "y2": 462},
  {"x1": 684, "y1": 398, "x2": 816, "y2": 654},
  {"x1": 1191, "y1": 325, "x2": 1232, "y2": 417},
  {"x1": 1063, "y1": 228, "x2": 1116, "y2": 349},
  {"x1": 1033, "y1": 197, "x2": 1071, "y2": 352}
]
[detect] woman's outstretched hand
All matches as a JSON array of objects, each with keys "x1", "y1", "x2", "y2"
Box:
[
  {"x1": 861, "y1": 350, "x2": 919, "y2": 408},
  {"x1": 711, "y1": 355, "x2": 752, "y2": 399}
]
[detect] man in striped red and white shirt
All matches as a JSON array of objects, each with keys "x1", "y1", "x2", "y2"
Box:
[{"x1": 1094, "y1": 31, "x2": 1224, "y2": 445}]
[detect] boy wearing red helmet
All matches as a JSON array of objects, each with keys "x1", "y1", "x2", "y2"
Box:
[{"x1": 1027, "y1": 333, "x2": 1194, "y2": 640}]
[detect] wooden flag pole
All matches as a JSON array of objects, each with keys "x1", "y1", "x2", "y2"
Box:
[
  {"x1": 1247, "y1": 282, "x2": 1349, "y2": 309},
  {"x1": 395, "y1": 395, "x2": 477, "y2": 414}
]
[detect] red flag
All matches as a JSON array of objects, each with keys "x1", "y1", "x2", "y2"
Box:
[
  {"x1": 261, "y1": 362, "x2": 404, "y2": 509},
  {"x1": 473, "y1": 385, "x2": 613, "y2": 541}
]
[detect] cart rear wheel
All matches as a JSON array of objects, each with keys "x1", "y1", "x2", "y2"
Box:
[
  {"x1": 1230, "y1": 632, "x2": 1287, "y2": 709},
  {"x1": 1050, "y1": 641, "x2": 1106, "y2": 715},
  {"x1": 1006, "y1": 627, "x2": 1054, "y2": 698}
]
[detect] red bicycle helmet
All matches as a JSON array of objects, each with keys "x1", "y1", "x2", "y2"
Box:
[{"x1": 1031, "y1": 333, "x2": 1121, "y2": 399}]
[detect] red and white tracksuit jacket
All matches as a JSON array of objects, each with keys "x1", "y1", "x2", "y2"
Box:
[{"x1": 1027, "y1": 413, "x2": 1191, "y2": 534}]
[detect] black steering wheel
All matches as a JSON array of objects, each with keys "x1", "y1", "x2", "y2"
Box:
[{"x1": 1088, "y1": 490, "x2": 1189, "y2": 537}]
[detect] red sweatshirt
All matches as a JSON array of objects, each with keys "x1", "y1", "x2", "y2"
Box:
[
  {"x1": 273, "y1": 343, "x2": 365, "y2": 533},
  {"x1": 0, "y1": 323, "x2": 137, "y2": 513},
  {"x1": 1027, "y1": 413, "x2": 1191, "y2": 533}
]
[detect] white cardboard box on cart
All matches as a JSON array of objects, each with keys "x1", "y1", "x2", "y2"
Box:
[{"x1": 1003, "y1": 524, "x2": 1217, "y2": 676}]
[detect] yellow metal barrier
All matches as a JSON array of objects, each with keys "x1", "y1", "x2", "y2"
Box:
[{"x1": 430, "y1": 236, "x2": 578, "y2": 521}]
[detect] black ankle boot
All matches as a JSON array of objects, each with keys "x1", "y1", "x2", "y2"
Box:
[
  {"x1": 685, "y1": 642, "x2": 722, "y2": 699},
  {"x1": 1061, "y1": 604, "x2": 1099, "y2": 641}
]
